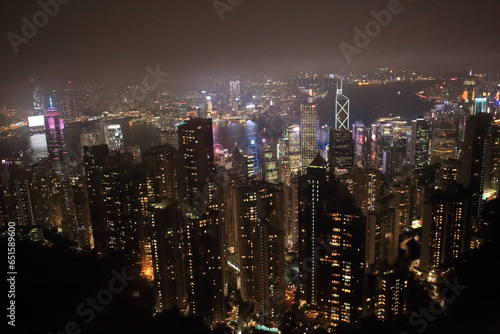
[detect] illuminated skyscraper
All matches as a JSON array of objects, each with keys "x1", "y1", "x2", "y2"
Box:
[
  {"x1": 335, "y1": 80, "x2": 350, "y2": 130},
  {"x1": 149, "y1": 200, "x2": 187, "y2": 310},
  {"x1": 288, "y1": 125, "x2": 301, "y2": 174},
  {"x1": 352, "y1": 121, "x2": 369, "y2": 168},
  {"x1": 178, "y1": 118, "x2": 216, "y2": 203},
  {"x1": 410, "y1": 118, "x2": 430, "y2": 169},
  {"x1": 106, "y1": 124, "x2": 124, "y2": 153},
  {"x1": 141, "y1": 145, "x2": 180, "y2": 201},
  {"x1": 261, "y1": 139, "x2": 278, "y2": 184},
  {"x1": 375, "y1": 270, "x2": 408, "y2": 321},
  {"x1": 429, "y1": 109, "x2": 461, "y2": 163},
  {"x1": 44, "y1": 99, "x2": 66, "y2": 174},
  {"x1": 230, "y1": 79, "x2": 241, "y2": 111},
  {"x1": 435, "y1": 159, "x2": 460, "y2": 191},
  {"x1": 299, "y1": 154, "x2": 366, "y2": 324},
  {"x1": 460, "y1": 112, "x2": 493, "y2": 229},
  {"x1": 329, "y1": 128, "x2": 354, "y2": 173},
  {"x1": 488, "y1": 120, "x2": 500, "y2": 192},
  {"x1": 420, "y1": 188, "x2": 472, "y2": 273},
  {"x1": 236, "y1": 182, "x2": 286, "y2": 318},
  {"x1": 177, "y1": 117, "x2": 224, "y2": 324},
  {"x1": 300, "y1": 103, "x2": 318, "y2": 172}
]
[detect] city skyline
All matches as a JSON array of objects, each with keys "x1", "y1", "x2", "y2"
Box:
[{"x1": 1, "y1": 1, "x2": 500, "y2": 334}]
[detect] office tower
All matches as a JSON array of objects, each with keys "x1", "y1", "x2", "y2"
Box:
[
  {"x1": 236, "y1": 182, "x2": 286, "y2": 319},
  {"x1": 248, "y1": 137, "x2": 260, "y2": 179},
  {"x1": 44, "y1": 101, "x2": 66, "y2": 174},
  {"x1": 460, "y1": 112, "x2": 493, "y2": 229},
  {"x1": 375, "y1": 270, "x2": 408, "y2": 321},
  {"x1": 420, "y1": 187, "x2": 472, "y2": 273},
  {"x1": 410, "y1": 118, "x2": 430, "y2": 169},
  {"x1": 474, "y1": 97, "x2": 488, "y2": 115},
  {"x1": 299, "y1": 154, "x2": 366, "y2": 324},
  {"x1": 300, "y1": 103, "x2": 318, "y2": 171},
  {"x1": 335, "y1": 80, "x2": 350, "y2": 130},
  {"x1": 372, "y1": 123, "x2": 394, "y2": 170},
  {"x1": 429, "y1": 109, "x2": 461, "y2": 163},
  {"x1": 230, "y1": 79, "x2": 241, "y2": 111},
  {"x1": 462, "y1": 75, "x2": 476, "y2": 104},
  {"x1": 329, "y1": 128, "x2": 354, "y2": 173},
  {"x1": 287, "y1": 125, "x2": 301, "y2": 174},
  {"x1": 149, "y1": 200, "x2": 187, "y2": 310},
  {"x1": 261, "y1": 139, "x2": 278, "y2": 184},
  {"x1": 106, "y1": 124, "x2": 124, "y2": 153},
  {"x1": 177, "y1": 117, "x2": 224, "y2": 324},
  {"x1": 230, "y1": 79, "x2": 240, "y2": 99},
  {"x1": 318, "y1": 125, "x2": 330, "y2": 159},
  {"x1": 229, "y1": 146, "x2": 249, "y2": 184},
  {"x1": 204, "y1": 95, "x2": 213, "y2": 118},
  {"x1": 352, "y1": 121, "x2": 369, "y2": 168}
]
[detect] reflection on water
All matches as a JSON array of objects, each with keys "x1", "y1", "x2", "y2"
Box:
[
  {"x1": 213, "y1": 121, "x2": 258, "y2": 154},
  {"x1": 0, "y1": 120, "x2": 258, "y2": 165},
  {"x1": 0, "y1": 82, "x2": 435, "y2": 164}
]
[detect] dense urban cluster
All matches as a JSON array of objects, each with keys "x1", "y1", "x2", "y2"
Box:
[{"x1": 1, "y1": 70, "x2": 500, "y2": 333}]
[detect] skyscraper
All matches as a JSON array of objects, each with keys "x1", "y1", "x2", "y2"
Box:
[
  {"x1": 300, "y1": 103, "x2": 318, "y2": 172},
  {"x1": 335, "y1": 80, "x2": 350, "y2": 130},
  {"x1": 177, "y1": 117, "x2": 224, "y2": 324},
  {"x1": 410, "y1": 118, "x2": 430, "y2": 169},
  {"x1": 235, "y1": 182, "x2": 286, "y2": 319},
  {"x1": 44, "y1": 100, "x2": 66, "y2": 174},
  {"x1": 106, "y1": 124, "x2": 124, "y2": 153},
  {"x1": 329, "y1": 128, "x2": 354, "y2": 173},
  {"x1": 460, "y1": 112, "x2": 493, "y2": 229},
  {"x1": 149, "y1": 200, "x2": 187, "y2": 310},
  {"x1": 299, "y1": 154, "x2": 366, "y2": 324},
  {"x1": 420, "y1": 187, "x2": 472, "y2": 273},
  {"x1": 178, "y1": 118, "x2": 216, "y2": 204},
  {"x1": 429, "y1": 109, "x2": 461, "y2": 163}
]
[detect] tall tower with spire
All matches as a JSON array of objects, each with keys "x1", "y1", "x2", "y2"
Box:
[
  {"x1": 44, "y1": 96, "x2": 66, "y2": 174},
  {"x1": 335, "y1": 80, "x2": 350, "y2": 130}
]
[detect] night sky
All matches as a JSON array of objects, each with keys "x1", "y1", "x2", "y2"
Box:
[{"x1": 1, "y1": 0, "x2": 499, "y2": 90}]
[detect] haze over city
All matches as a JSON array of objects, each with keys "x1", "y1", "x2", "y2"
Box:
[{"x1": 1, "y1": 1, "x2": 500, "y2": 334}]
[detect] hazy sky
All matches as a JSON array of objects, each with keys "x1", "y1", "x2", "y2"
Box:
[{"x1": 1, "y1": 0, "x2": 499, "y2": 92}]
